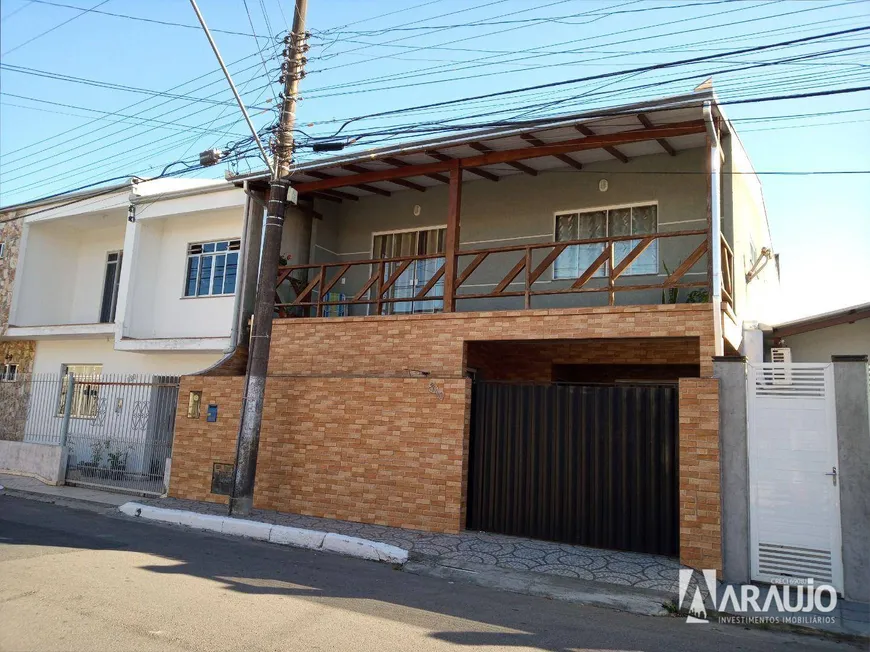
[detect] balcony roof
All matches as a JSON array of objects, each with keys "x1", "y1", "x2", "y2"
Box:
[{"x1": 234, "y1": 89, "x2": 725, "y2": 202}]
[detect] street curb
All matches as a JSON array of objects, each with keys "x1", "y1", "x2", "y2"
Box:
[
  {"x1": 0, "y1": 487, "x2": 119, "y2": 511},
  {"x1": 118, "y1": 502, "x2": 409, "y2": 565}
]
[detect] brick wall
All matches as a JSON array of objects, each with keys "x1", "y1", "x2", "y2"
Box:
[
  {"x1": 171, "y1": 375, "x2": 471, "y2": 532},
  {"x1": 269, "y1": 304, "x2": 716, "y2": 378},
  {"x1": 678, "y1": 377, "x2": 722, "y2": 572},
  {"x1": 468, "y1": 337, "x2": 700, "y2": 382},
  {"x1": 170, "y1": 304, "x2": 720, "y2": 556},
  {"x1": 169, "y1": 377, "x2": 243, "y2": 503}
]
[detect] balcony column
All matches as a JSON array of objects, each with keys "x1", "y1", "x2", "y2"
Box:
[{"x1": 442, "y1": 160, "x2": 463, "y2": 312}]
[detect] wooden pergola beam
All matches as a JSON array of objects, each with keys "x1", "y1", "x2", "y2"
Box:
[
  {"x1": 470, "y1": 141, "x2": 538, "y2": 176},
  {"x1": 427, "y1": 150, "x2": 499, "y2": 182},
  {"x1": 382, "y1": 156, "x2": 450, "y2": 184},
  {"x1": 320, "y1": 188, "x2": 359, "y2": 202},
  {"x1": 342, "y1": 163, "x2": 427, "y2": 192},
  {"x1": 305, "y1": 170, "x2": 391, "y2": 197},
  {"x1": 576, "y1": 124, "x2": 629, "y2": 163},
  {"x1": 293, "y1": 121, "x2": 705, "y2": 194},
  {"x1": 638, "y1": 113, "x2": 677, "y2": 156},
  {"x1": 306, "y1": 191, "x2": 341, "y2": 203},
  {"x1": 521, "y1": 133, "x2": 583, "y2": 170}
]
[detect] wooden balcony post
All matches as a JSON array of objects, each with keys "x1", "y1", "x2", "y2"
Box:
[{"x1": 443, "y1": 160, "x2": 462, "y2": 312}]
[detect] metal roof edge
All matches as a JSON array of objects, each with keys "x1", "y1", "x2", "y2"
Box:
[
  {"x1": 231, "y1": 90, "x2": 718, "y2": 183},
  {"x1": 0, "y1": 180, "x2": 135, "y2": 215}
]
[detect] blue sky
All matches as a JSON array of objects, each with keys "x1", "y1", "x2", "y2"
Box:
[{"x1": 0, "y1": 0, "x2": 868, "y2": 320}]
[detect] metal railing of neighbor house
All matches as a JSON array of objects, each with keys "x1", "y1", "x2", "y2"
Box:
[
  {"x1": 0, "y1": 373, "x2": 180, "y2": 496},
  {"x1": 275, "y1": 229, "x2": 724, "y2": 316}
]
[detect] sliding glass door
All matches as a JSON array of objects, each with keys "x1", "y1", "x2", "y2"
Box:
[{"x1": 372, "y1": 227, "x2": 446, "y2": 314}]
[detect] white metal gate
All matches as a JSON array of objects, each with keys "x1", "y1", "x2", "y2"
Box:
[{"x1": 747, "y1": 363, "x2": 843, "y2": 592}]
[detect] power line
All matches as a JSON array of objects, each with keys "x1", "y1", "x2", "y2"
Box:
[
  {"x1": 0, "y1": 51, "x2": 275, "y2": 164},
  {"x1": 306, "y1": 0, "x2": 861, "y2": 95},
  {"x1": 0, "y1": 63, "x2": 273, "y2": 111},
  {"x1": 1, "y1": 0, "x2": 109, "y2": 56},
  {"x1": 326, "y1": 0, "x2": 745, "y2": 36},
  {"x1": 0, "y1": 92, "x2": 249, "y2": 137},
  {"x1": 0, "y1": 0, "x2": 34, "y2": 20},
  {"x1": 321, "y1": 25, "x2": 870, "y2": 138},
  {"x1": 24, "y1": 0, "x2": 264, "y2": 38}
]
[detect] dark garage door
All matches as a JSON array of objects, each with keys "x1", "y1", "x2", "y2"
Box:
[{"x1": 466, "y1": 382, "x2": 679, "y2": 556}]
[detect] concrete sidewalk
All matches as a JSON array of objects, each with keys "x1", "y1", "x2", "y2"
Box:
[{"x1": 0, "y1": 473, "x2": 130, "y2": 507}]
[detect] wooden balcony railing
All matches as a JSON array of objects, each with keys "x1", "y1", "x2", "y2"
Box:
[{"x1": 275, "y1": 228, "x2": 728, "y2": 318}]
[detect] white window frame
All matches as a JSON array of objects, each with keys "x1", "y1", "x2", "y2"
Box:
[
  {"x1": 552, "y1": 201, "x2": 659, "y2": 280},
  {"x1": 57, "y1": 364, "x2": 103, "y2": 419},
  {"x1": 368, "y1": 225, "x2": 447, "y2": 316},
  {"x1": 1, "y1": 363, "x2": 17, "y2": 382},
  {"x1": 183, "y1": 239, "x2": 241, "y2": 298}
]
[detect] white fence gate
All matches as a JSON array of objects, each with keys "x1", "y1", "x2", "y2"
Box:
[{"x1": 747, "y1": 363, "x2": 843, "y2": 592}]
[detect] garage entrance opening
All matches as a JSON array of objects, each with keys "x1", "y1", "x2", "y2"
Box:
[{"x1": 466, "y1": 381, "x2": 679, "y2": 556}]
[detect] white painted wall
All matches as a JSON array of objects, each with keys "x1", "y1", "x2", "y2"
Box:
[
  {"x1": 124, "y1": 208, "x2": 243, "y2": 339},
  {"x1": 31, "y1": 338, "x2": 222, "y2": 376},
  {"x1": 783, "y1": 320, "x2": 870, "y2": 363},
  {"x1": 13, "y1": 213, "x2": 125, "y2": 327},
  {"x1": 724, "y1": 133, "x2": 780, "y2": 327}
]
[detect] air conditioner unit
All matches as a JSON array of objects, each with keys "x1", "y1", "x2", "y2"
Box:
[
  {"x1": 771, "y1": 347, "x2": 792, "y2": 364},
  {"x1": 771, "y1": 347, "x2": 792, "y2": 385}
]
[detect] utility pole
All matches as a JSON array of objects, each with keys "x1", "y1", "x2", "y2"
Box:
[{"x1": 230, "y1": 0, "x2": 308, "y2": 515}]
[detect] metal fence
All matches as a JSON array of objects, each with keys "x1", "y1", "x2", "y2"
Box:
[{"x1": 0, "y1": 373, "x2": 180, "y2": 496}]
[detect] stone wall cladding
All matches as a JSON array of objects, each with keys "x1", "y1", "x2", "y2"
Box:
[
  {"x1": 0, "y1": 213, "x2": 24, "y2": 331},
  {"x1": 0, "y1": 341, "x2": 36, "y2": 441},
  {"x1": 678, "y1": 377, "x2": 722, "y2": 572}
]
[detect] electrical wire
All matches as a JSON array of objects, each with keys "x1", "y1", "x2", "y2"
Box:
[
  {"x1": 1, "y1": 0, "x2": 109, "y2": 57},
  {"x1": 24, "y1": 0, "x2": 264, "y2": 38},
  {"x1": 316, "y1": 25, "x2": 870, "y2": 139},
  {"x1": 0, "y1": 63, "x2": 273, "y2": 111},
  {"x1": 0, "y1": 48, "x2": 277, "y2": 161}
]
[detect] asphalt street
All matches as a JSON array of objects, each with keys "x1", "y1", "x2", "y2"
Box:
[{"x1": 0, "y1": 496, "x2": 857, "y2": 651}]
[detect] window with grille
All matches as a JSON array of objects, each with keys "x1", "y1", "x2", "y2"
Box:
[
  {"x1": 57, "y1": 364, "x2": 103, "y2": 418},
  {"x1": 1, "y1": 364, "x2": 17, "y2": 382},
  {"x1": 554, "y1": 204, "x2": 658, "y2": 279},
  {"x1": 184, "y1": 239, "x2": 241, "y2": 297}
]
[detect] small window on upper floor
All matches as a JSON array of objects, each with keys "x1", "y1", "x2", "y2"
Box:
[
  {"x1": 1, "y1": 364, "x2": 18, "y2": 382},
  {"x1": 184, "y1": 239, "x2": 241, "y2": 298},
  {"x1": 0, "y1": 242, "x2": 6, "y2": 259}
]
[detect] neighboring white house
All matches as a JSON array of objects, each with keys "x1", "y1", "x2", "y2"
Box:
[
  {"x1": 767, "y1": 303, "x2": 870, "y2": 363},
  {"x1": 0, "y1": 177, "x2": 263, "y2": 377}
]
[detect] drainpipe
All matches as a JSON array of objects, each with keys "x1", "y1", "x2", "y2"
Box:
[
  {"x1": 224, "y1": 181, "x2": 251, "y2": 352},
  {"x1": 703, "y1": 101, "x2": 722, "y2": 306}
]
